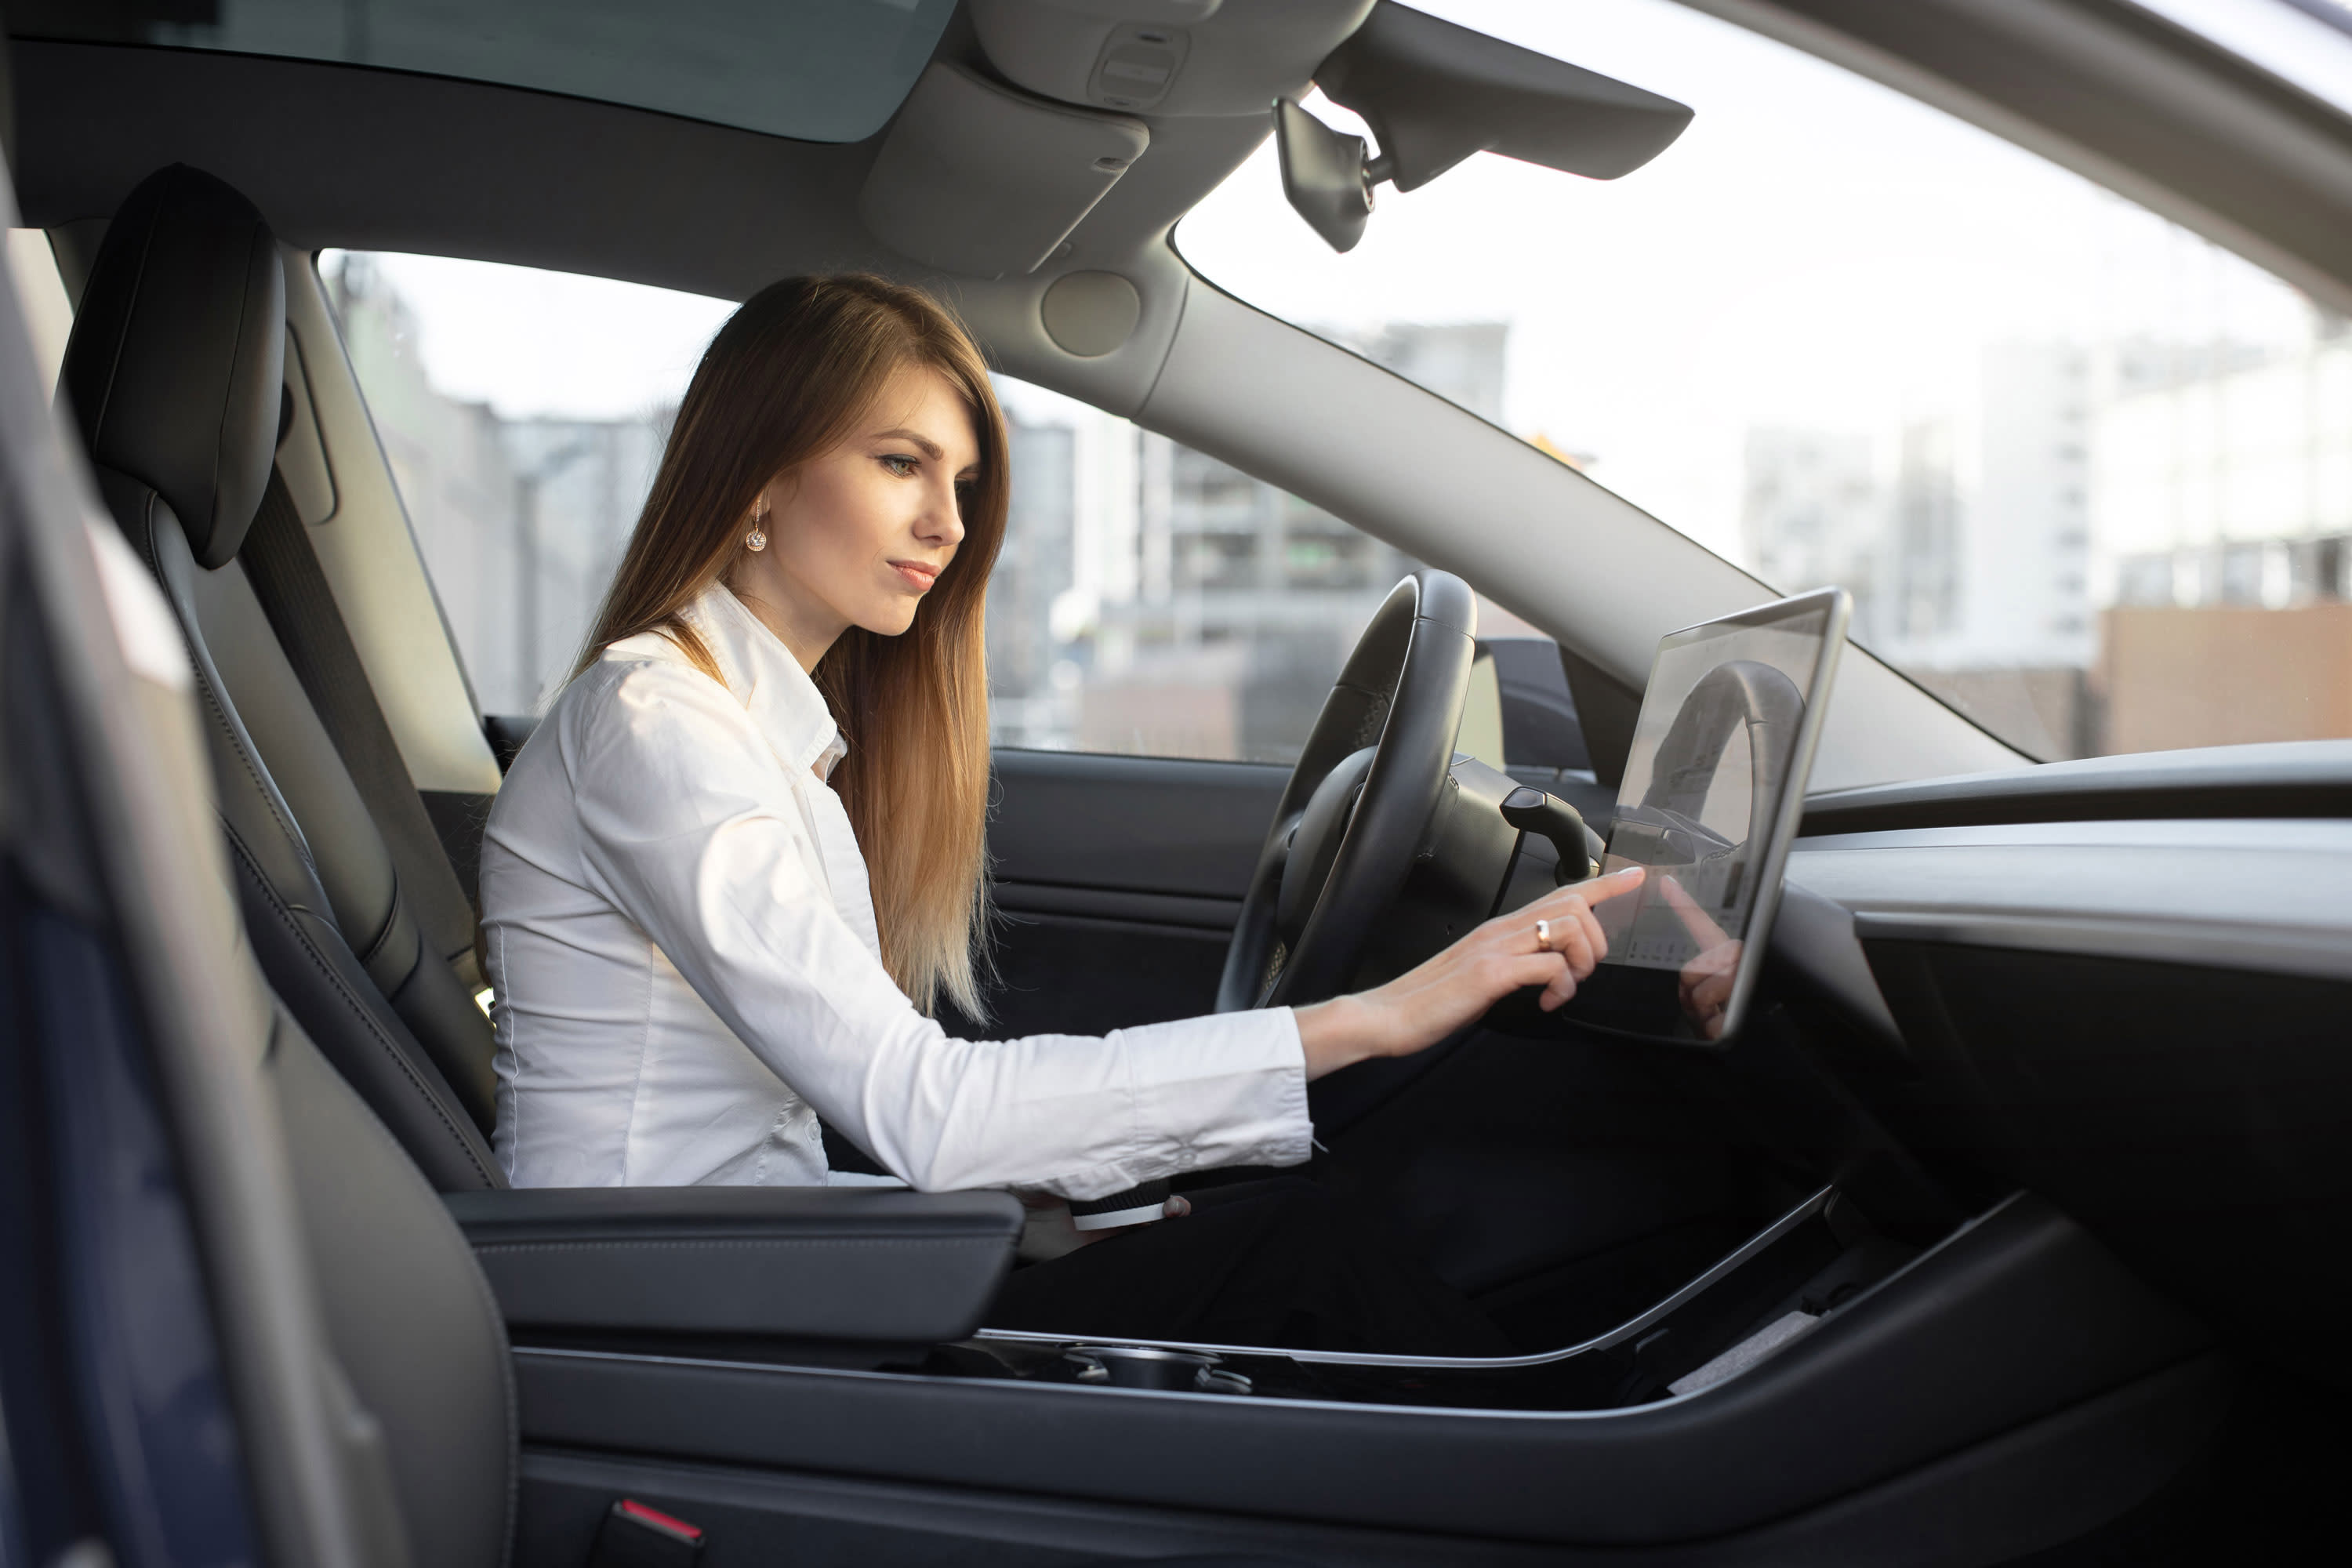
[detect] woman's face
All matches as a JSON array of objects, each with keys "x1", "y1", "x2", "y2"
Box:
[{"x1": 732, "y1": 364, "x2": 979, "y2": 668}]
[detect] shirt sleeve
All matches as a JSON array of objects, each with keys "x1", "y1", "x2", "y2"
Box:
[{"x1": 564, "y1": 661, "x2": 1312, "y2": 1197}]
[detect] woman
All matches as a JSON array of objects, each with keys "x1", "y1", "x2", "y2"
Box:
[{"x1": 481, "y1": 274, "x2": 1643, "y2": 1352}]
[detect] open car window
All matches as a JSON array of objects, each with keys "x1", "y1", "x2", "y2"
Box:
[
  {"x1": 323, "y1": 250, "x2": 1587, "y2": 771},
  {"x1": 1180, "y1": 0, "x2": 2352, "y2": 763}
]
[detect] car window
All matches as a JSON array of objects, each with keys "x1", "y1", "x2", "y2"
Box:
[
  {"x1": 322, "y1": 252, "x2": 730, "y2": 717},
  {"x1": 327, "y1": 250, "x2": 1588, "y2": 770},
  {"x1": 991, "y1": 376, "x2": 1581, "y2": 768},
  {"x1": 1178, "y1": 0, "x2": 2352, "y2": 761}
]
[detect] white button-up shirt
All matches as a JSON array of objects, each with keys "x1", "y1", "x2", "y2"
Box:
[{"x1": 479, "y1": 583, "x2": 1311, "y2": 1196}]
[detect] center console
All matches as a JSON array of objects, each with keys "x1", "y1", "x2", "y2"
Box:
[{"x1": 972, "y1": 1186, "x2": 1910, "y2": 1409}]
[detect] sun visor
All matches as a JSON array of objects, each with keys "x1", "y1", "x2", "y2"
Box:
[
  {"x1": 859, "y1": 63, "x2": 1148, "y2": 278},
  {"x1": 1317, "y1": 2, "x2": 1692, "y2": 191}
]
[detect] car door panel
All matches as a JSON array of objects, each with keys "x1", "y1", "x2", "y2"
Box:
[
  {"x1": 967, "y1": 750, "x2": 1285, "y2": 1038},
  {"x1": 985, "y1": 749, "x2": 1285, "y2": 898}
]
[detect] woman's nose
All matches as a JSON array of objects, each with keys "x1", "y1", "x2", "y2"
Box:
[{"x1": 922, "y1": 478, "x2": 967, "y2": 546}]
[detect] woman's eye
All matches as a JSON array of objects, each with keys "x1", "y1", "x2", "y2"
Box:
[{"x1": 881, "y1": 453, "x2": 920, "y2": 477}]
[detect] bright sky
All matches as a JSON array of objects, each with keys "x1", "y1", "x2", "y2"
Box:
[
  {"x1": 348, "y1": 250, "x2": 735, "y2": 421},
  {"x1": 357, "y1": 0, "x2": 2325, "y2": 566}
]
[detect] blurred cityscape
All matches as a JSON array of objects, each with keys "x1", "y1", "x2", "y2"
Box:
[
  {"x1": 336, "y1": 250, "x2": 2352, "y2": 765},
  {"x1": 333, "y1": 253, "x2": 1457, "y2": 762},
  {"x1": 1744, "y1": 325, "x2": 2352, "y2": 757},
  {"x1": 330, "y1": 256, "x2": 662, "y2": 717},
  {"x1": 988, "y1": 325, "x2": 1514, "y2": 761}
]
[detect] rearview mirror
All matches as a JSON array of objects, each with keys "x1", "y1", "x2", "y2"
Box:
[
  {"x1": 1275, "y1": 97, "x2": 1384, "y2": 253},
  {"x1": 1277, "y1": 1, "x2": 1693, "y2": 254}
]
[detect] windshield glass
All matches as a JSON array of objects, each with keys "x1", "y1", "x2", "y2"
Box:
[
  {"x1": 19, "y1": 0, "x2": 954, "y2": 143},
  {"x1": 1178, "y1": 0, "x2": 2352, "y2": 761}
]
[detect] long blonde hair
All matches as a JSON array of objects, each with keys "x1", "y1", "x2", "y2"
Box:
[{"x1": 579, "y1": 274, "x2": 1007, "y2": 1018}]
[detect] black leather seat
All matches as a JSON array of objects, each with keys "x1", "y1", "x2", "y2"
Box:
[{"x1": 60, "y1": 165, "x2": 503, "y2": 1192}]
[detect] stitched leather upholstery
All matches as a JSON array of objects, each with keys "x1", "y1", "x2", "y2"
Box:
[
  {"x1": 126, "y1": 474, "x2": 501, "y2": 1190},
  {"x1": 62, "y1": 165, "x2": 501, "y2": 1188}
]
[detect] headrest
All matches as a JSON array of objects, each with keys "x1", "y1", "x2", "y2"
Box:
[{"x1": 61, "y1": 165, "x2": 285, "y2": 569}]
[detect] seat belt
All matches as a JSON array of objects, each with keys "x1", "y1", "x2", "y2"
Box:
[{"x1": 240, "y1": 469, "x2": 485, "y2": 990}]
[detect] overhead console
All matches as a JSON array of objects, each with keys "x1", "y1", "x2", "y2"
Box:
[{"x1": 859, "y1": 63, "x2": 1149, "y2": 278}]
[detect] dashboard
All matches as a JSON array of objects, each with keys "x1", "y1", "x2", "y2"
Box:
[{"x1": 1760, "y1": 738, "x2": 2352, "y2": 1385}]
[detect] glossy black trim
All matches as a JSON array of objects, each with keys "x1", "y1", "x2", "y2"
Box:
[
  {"x1": 510, "y1": 1194, "x2": 2209, "y2": 1545},
  {"x1": 1802, "y1": 739, "x2": 2352, "y2": 835},
  {"x1": 977, "y1": 1187, "x2": 1837, "y2": 1370}
]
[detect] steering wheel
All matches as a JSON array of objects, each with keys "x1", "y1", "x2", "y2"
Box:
[{"x1": 1216, "y1": 570, "x2": 1477, "y2": 1012}]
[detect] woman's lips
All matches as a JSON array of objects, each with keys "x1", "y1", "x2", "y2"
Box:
[{"x1": 891, "y1": 560, "x2": 940, "y2": 592}]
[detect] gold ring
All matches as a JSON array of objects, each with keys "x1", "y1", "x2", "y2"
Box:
[{"x1": 1535, "y1": 918, "x2": 1552, "y2": 951}]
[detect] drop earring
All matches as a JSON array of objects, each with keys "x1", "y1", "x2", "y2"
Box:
[{"x1": 746, "y1": 494, "x2": 768, "y2": 553}]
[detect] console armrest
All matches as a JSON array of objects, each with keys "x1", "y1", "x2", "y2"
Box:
[{"x1": 443, "y1": 1187, "x2": 1023, "y2": 1345}]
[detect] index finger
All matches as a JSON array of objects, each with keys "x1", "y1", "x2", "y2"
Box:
[{"x1": 1552, "y1": 864, "x2": 1645, "y2": 907}]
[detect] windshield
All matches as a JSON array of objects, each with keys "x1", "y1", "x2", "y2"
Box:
[
  {"x1": 17, "y1": 0, "x2": 954, "y2": 143},
  {"x1": 1178, "y1": 0, "x2": 2352, "y2": 762}
]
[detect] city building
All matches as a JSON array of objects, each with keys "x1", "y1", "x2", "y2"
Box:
[
  {"x1": 1740, "y1": 429, "x2": 1880, "y2": 639},
  {"x1": 1966, "y1": 343, "x2": 2094, "y2": 670},
  {"x1": 2089, "y1": 324, "x2": 2352, "y2": 751},
  {"x1": 2092, "y1": 327, "x2": 2352, "y2": 611},
  {"x1": 985, "y1": 325, "x2": 1502, "y2": 761},
  {"x1": 329, "y1": 256, "x2": 666, "y2": 715},
  {"x1": 1739, "y1": 343, "x2": 2103, "y2": 757},
  {"x1": 1737, "y1": 328, "x2": 2352, "y2": 757}
]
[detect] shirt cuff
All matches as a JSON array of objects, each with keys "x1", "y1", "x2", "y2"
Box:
[
  {"x1": 1048, "y1": 1005, "x2": 1314, "y2": 1201},
  {"x1": 1261, "y1": 1005, "x2": 1315, "y2": 1163}
]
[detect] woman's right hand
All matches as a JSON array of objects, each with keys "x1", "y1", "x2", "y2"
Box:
[{"x1": 1293, "y1": 866, "x2": 1647, "y2": 1081}]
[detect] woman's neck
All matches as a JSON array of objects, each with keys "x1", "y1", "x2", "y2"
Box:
[{"x1": 724, "y1": 566, "x2": 844, "y2": 673}]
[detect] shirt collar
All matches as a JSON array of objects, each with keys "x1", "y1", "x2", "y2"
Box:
[{"x1": 677, "y1": 582, "x2": 848, "y2": 781}]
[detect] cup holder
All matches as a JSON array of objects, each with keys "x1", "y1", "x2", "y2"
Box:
[{"x1": 1062, "y1": 1345, "x2": 1253, "y2": 1396}]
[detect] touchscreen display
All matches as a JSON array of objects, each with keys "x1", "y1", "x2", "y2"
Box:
[{"x1": 1562, "y1": 593, "x2": 1843, "y2": 1044}]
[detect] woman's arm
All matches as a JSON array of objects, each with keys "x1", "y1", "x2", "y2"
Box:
[
  {"x1": 567, "y1": 662, "x2": 1315, "y2": 1197},
  {"x1": 565, "y1": 664, "x2": 1639, "y2": 1190},
  {"x1": 1292, "y1": 867, "x2": 1646, "y2": 1081}
]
